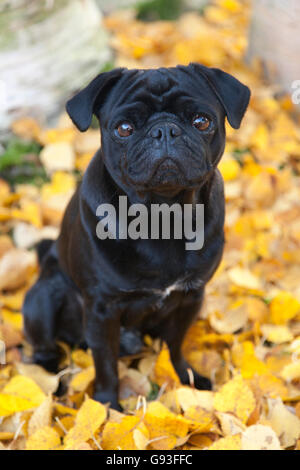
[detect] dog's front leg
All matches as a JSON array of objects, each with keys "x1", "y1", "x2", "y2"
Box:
[
  {"x1": 157, "y1": 288, "x2": 212, "y2": 390},
  {"x1": 85, "y1": 299, "x2": 121, "y2": 410}
]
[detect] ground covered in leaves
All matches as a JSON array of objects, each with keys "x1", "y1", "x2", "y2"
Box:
[{"x1": 0, "y1": 0, "x2": 300, "y2": 451}]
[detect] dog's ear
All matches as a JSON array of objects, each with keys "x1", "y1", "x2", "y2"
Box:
[
  {"x1": 189, "y1": 63, "x2": 250, "y2": 129},
  {"x1": 66, "y1": 68, "x2": 125, "y2": 132}
]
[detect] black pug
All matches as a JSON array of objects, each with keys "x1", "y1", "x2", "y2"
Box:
[{"x1": 23, "y1": 63, "x2": 250, "y2": 410}]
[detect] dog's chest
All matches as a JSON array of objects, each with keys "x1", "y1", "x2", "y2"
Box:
[
  {"x1": 151, "y1": 276, "x2": 204, "y2": 299},
  {"x1": 119, "y1": 275, "x2": 203, "y2": 329}
]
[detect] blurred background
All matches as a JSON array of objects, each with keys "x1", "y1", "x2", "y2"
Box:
[
  {"x1": 1, "y1": 0, "x2": 300, "y2": 451},
  {"x1": 0, "y1": 0, "x2": 299, "y2": 132}
]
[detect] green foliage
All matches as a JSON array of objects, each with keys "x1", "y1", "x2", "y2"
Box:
[
  {"x1": 147, "y1": 382, "x2": 160, "y2": 400},
  {"x1": 0, "y1": 138, "x2": 48, "y2": 186},
  {"x1": 136, "y1": 0, "x2": 184, "y2": 21}
]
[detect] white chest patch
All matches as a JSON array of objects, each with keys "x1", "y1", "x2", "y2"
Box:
[{"x1": 157, "y1": 277, "x2": 204, "y2": 299}]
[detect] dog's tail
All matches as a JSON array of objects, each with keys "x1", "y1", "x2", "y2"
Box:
[{"x1": 35, "y1": 239, "x2": 54, "y2": 264}]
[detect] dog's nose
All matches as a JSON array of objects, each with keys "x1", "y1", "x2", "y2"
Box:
[{"x1": 150, "y1": 122, "x2": 182, "y2": 140}]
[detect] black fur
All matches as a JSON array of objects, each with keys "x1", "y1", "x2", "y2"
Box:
[{"x1": 23, "y1": 63, "x2": 250, "y2": 409}]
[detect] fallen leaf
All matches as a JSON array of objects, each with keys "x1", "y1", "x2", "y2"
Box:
[
  {"x1": 153, "y1": 342, "x2": 180, "y2": 389},
  {"x1": 16, "y1": 363, "x2": 59, "y2": 395},
  {"x1": 26, "y1": 426, "x2": 61, "y2": 450},
  {"x1": 0, "y1": 249, "x2": 37, "y2": 291},
  {"x1": 267, "y1": 398, "x2": 300, "y2": 448},
  {"x1": 176, "y1": 387, "x2": 214, "y2": 412},
  {"x1": 241, "y1": 424, "x2": 281, "y2": 450},
  {"x1": 213, "y1": 374, "x2": 256, "y2": 423},
  {"x1": 0, "y1": 376, "x2": 46, "y2": 417},
  {"x1": 64, "y1": 398, "x2": 106, "y2": 449},
  {"x1": 216, "y1": 412, "x2": 246, "y2": 436},
  {"x1": 40, "y1": 142, "x2": 75, "y2": 174},
  {"x1": 28, "y1": 395, "x2": 53, "y2": 436},
  {"x1": 270, "y1": 292, "x2": 300, "y2": 325},
  {"x1": 207, "y1": 434, "x2": 242, "y2": 450}
]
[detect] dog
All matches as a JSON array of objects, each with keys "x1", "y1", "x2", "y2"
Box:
[{"x1": 23, "y1": 63, "x2": 250, "y2": 410}]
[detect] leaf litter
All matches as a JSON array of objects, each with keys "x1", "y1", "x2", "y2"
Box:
[{"x1": 0, "y1": 0, "x2": 300, "y2": 450}]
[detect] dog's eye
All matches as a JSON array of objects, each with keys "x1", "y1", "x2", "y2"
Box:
[
  {"x1": 192, "y1": 115, "x2": 211, "y2": 131},
  {"x1": 116, "y1": 122, "x2": 134, "y2": 137}
]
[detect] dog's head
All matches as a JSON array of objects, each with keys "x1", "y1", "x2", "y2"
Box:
[{"x1": 67, "y1": 64, "x2": 250, "y2": 196}]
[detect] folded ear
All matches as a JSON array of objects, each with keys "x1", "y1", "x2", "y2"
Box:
[
  {"x1": 66, "y1": 68, "x2": 125, "y2": 132},
  {"x1": 189, "y1": 63, "x2": 250, "y2": 129}
]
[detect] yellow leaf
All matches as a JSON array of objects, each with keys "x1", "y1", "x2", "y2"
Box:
[
  {"x1": 11, "y1": 117, "x2": 41, "y2": 140},
  {"x1": 213, "y1": 375, "x2": 256, "y2": 423},
  {"x1": 70, "y1": 366, "x2": 95, "y2": 393},
  {"x1": 28, "y1": 396, "x2": 53, "y2": 436},
  {"x1": 40, "y1": 128, "x2": 76, "y2": 145},
  {"x1": 64, "y1": 398, "x2": 106, "y2": 449},
  {"x1": 41, "y1": 172, "x2": 76, "y2": 200},
  {"x1": 219, "y1": 0, "x2": 242, "y2": 13},
  {"x1": 250, "y1": 123, "x2": 269, "y2": 151},
  {"x1": 209, "y1": 304, "x2": 247, "y2": 334},
  {"x1": 219, "y1": 157, "x2": 241, "y2": 181},
  {"x1": 260, "y1": 324, "x2": 293, "y2": 344},
  {"x1": 184, "y1": 349, "x2": 222, "y2": 380},
  {"x1": 0, "y1": 376, "x2": 46, "y2": 417},
  {"x1": 40, "y1": 142, "x2": 75, "y2": 173},
  {"x1": 71, "y1": 349, "x2": 93, "y2": 368},
  {"x1": 0, "y1": 290, "x2": 25, "y2": 310},
  {"x1": 188, "y1": 433, "x2": 215, "y2": 449},
  {"x1": 11, "y1": 201, "x2": 42, "y2": 228},
  {"x1": 216, "y1": 412, "x2": 246, "y2": 436},
  {"x1": 184, "y1": 406, "x2": 216, "y2": 433},
  {"x1": 280, "y1": 361, "x2": 300, "y2": 382},
  {"x1": 102, "y1": 415, "x2": 142, "y2": 450},
  {"x1": 16, "y1": 363, "x2": 59, "y2": 395},
  {"x1": 267, "y1": 398, "x2": 300, "y2": 448},
  {"x1": 153, "y1": 342, "x2": 180, "y2": 389},
  {"x1": 144, "y1": 401, "x2": 189, "y2": 450},
  {"x1": 133, "y1": 424, "x2": 150, "y2": 450},
  {"x1": 1, "y1": 308, "x2": 23, "y2": 331},
  {"x1": 227, "y1": 266, "x2": 262, "y2": 291},
  {"x1": 26, "y1": 426, "x2": 61, "y2": 450},
  {"x1": 54, "y1": 403, "x2": 78, "y2": 417},
  {"x1": 176, "y1": 387, "x2": 214, "y2": 412},
  {"x1": 241, "y1": 424, "x2": 281, "y2": 450},
  {"x1": 207, "y1": 434, "x2": 242, "y2": 450},
  {"x1": 231, "y1": 341, "x2": 268, "y2": 379},
  {"x1": 0, "y1": 249, "x2": 37, "y2": 291},
  {"x1": 270, "y1": 292, "x2": 300, "y2": 325},
  {"x1": 0, "y1": 432, "x2": 14, "y2": 441}
]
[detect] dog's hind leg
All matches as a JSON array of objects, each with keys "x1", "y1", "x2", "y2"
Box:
[{"x1": 23, "y1": 247, "x2": 66, "y2": 373}]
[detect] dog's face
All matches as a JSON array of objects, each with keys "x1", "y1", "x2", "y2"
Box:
[{"x1": 67, "y1": 64, "x2": 250, "y2": 196}]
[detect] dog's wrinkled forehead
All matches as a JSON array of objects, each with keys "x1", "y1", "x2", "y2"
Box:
[
  {"x1": 144, "y1": 69, "x2": 177, "y2": 95},
  {"x1": 66, "y1": 63, "x2": 250, "y2": 131},
  {"x1": 103, "y1": 67, "x2": 216, "y2": 114}
]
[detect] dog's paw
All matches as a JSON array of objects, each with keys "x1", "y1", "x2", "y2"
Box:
[
  {"x1": 93, "y1": 390, "x2": 122, "y2": 411},
  {"x1": 192, "y1": 371, "x2": 212, "y2": 390},
  {"x1": 33, "y1": 351, "x2": 59, "y2": 374},
  {"x1": 175, "y1": 359, "x2": 212, "y2": 390}
]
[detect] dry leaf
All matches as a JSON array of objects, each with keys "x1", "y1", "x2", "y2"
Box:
[
  {"x1": 0, "y1": 249, "x2": 36, "y2": 291},
  {"x1": 26, "y1": 426, "x2": 61, "y2": 450},
  {"x1": 0, "y1": 376, "x2": 46, "y2": 417},
  {"x1": 64, "y1": 398, "x2": 106, "y2": 449},
  {"x1": 207, "y1": 434, "x2": 242, "y2": 450},
  {"x1": 28, "y1": 396, "x2": 53, "y2": 436},
  {"x1": 40, "y1": 143, "x2": 75, "y2": 174},
  {"x1": 16, "y1": 363, "x2": 59, "y2": 395},
  {"x1": 213, "y1": 375, "x2": 256, "y2": 423},
  {"x1": 267, "y1": 398, "x2": 300, "y2": 448},
  {"x1": 153, "y1": 342, "x2": 180, "y2": 389},
  {"x1": 241, "y1": 424, "x2": 281, "y2": 450}
]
